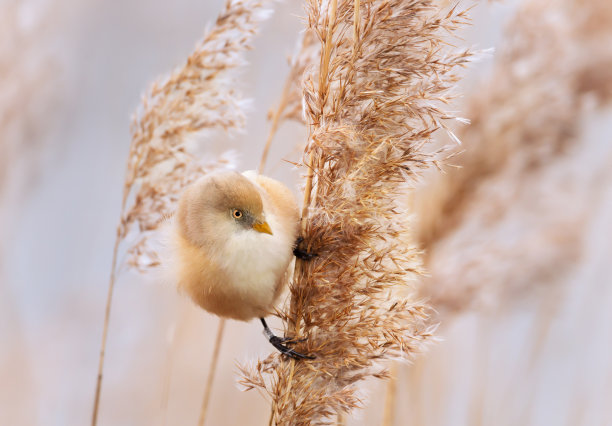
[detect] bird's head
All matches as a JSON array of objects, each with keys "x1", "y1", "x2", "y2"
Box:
[{"x1": 177, "y1": 171, "x2": 273, "y2": 247}]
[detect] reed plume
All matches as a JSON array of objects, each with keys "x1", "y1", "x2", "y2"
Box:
[
  {"x1": 122, "y1": 0, "x2": 275, "y2": 269},
  {"x1": 92, "y1": 1, "x2": 272, "y2": 424},
  {"x1": 240, "y1": 0, "x2": 472, "y2": 423},
  {"x1": 0, "y1": 0, "x2": 62, "y2": 205},
  {"x1": 415, "y1": 0, "x2": 612, "y2": 316}
]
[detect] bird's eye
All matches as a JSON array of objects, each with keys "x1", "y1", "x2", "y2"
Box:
[{"x1": 232, "y1": 209, "x2": 243, "y2": 219}]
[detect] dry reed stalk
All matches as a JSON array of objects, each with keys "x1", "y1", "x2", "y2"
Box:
[
  {"x1": 415, "y1": 0, "x2": 612, "y2": 316},
  {"x1": 158, "y1": 302, "x2": 199, "y2": 426},
  {"x1": 257, "y1": 26, "x2": 323, "y2": 179},
  {"x1": 406, "y1": 355, "x2": 425, "y2": 426},
  {"x1": 91, "y1": 2, "x2": 272, "y2": 425},
  {"x1": 121, "y1": 0, "x2": 275, "y2": 270},
  {"x1": 159, "y1": 312, "x2": 187, "y2": 426},
  {"x1": 382, "y1": 363, "x2": 398, "y2": 426},
  {"x1": 466, "y1": 319, "x2": 491, "y2": 426},
  {"x1": 240, "y1": 0, "x2": 472, "y2": 423},
  {"x1": 258, "y1": 30, "x2": 319, "y2": 173},
  {"x1": 258, "y1": 75, "x2": 294, "y2": 174},
  {"x1": 197, "y1": 318, "x2": 226, "y2": 426}
]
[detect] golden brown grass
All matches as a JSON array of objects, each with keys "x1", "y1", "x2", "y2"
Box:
[
  {"x1": 240, "y1": 0, "x2": 472, "y2": 423},
  {"x1": 381, "y1": 363, "x2": 398, "y2": 426},
  {"x1": 197, "y1": 318, "x2": 226, "y2": 426},
  {"x1": 91, "y1": 1, "x2": 272, "y2": 424},
  {"x1": 258, "y1": 29, "x2": 319, "y2": 173}
]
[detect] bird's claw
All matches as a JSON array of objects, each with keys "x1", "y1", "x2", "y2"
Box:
[
  {"x1": 270, "y1": 335, "x2": 307, "y2": 345},
  {"x1": 294, "y1": 237, "x2": 317, "y2": 261},
  {"x1": 269, "y1": 336, "x2": 315, "y2": 360},
  {"x1": 260, "y1": 318, "x2": 315, "y2": 360}
]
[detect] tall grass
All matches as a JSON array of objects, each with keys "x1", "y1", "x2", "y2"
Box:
[{"x1": 240, "y1": 0, "x2": 472, "y2": 423}]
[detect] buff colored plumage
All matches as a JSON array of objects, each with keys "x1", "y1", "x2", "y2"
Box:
[{"x1": 174, "y1": 170, "x2": 299, "y2": 321}]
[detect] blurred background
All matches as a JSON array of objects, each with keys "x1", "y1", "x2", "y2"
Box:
[{"x1": 1, "y1": 0, "x2": 611, "y2": 425}]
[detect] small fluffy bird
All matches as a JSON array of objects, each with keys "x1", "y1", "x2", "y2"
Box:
[{"x1": 173, "y1": 170, "x2": 312, "y2": 359}]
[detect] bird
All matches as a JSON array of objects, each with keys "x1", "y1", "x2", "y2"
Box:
[{"x1": 172, "y1": 170, "x2": 313, "y2": 359}]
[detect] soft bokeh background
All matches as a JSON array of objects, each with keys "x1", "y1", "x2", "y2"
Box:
[{"x1": 1, "y1": 0, "x2": 611, "y2": 425}]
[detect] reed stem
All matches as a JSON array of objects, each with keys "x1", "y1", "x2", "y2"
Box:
[
  {"x1": 197, "y1": 318, "x2": 226, "y2": 426},
  {"x1": 382, "y1": 363, "x2": 398, "y2": 426},
  {"x1": 91, "y1": 227, "x2": 122, "y2": 426},
  {"x1": 258, "y1": 73, "x2": 293, "y2": 174},
  {"x1": 270, "y1": 1, "x2": 339, "y2": 424}
]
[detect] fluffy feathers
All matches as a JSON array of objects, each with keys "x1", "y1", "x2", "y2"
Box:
[{"x1": 173, "y1": 171, "x2": 299, "y2": 321}]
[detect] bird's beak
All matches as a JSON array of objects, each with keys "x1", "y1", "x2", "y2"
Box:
[{"x1": 253, "y1": 221, "x2": 273, "y2": 235}]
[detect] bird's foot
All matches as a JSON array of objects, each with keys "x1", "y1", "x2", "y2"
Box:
[
  {"x1": 269, "y1": 335, "x2": 307, "y2": 345},
  {"x1": 268, "y1": 336, "x2": 315, "y2": 360},
  {"x1": 261, "y1": 318, "x2": 315, "y2": 360},
  {"x1": 293, "y1": 236, "x2": 317, "y2": 261}
]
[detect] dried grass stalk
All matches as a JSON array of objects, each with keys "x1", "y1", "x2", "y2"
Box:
[
  {"x1": 240, "y1": 0, "x2": 472, "y2": 423},
  {"x1": 258, "y1": 29, "x2": 320, "y2": 172},
  {"x1": 415, "y1": 0, "x2": 612, "y2": 316},
  {"x1": 382, "y1": 363, "x2": 398, "y2": 426},
  {"x1": 276, "y1": 29, "x2": 321, "y2": 125},
  {"x1": 122, "y1": 0, "x2": 274, "y2": 269},
  {"x1": 92, "y1": 1, "x2": 272, "y2": 424},
  {"x1": 197, "y1": 318, "x2": 226, "y2": 426}
]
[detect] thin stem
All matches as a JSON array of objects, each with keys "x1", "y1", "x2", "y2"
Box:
[
  {"x1": 270, "y1": 147, "x2": 316, "y2": 424},
  {"x1": 318, "y1": 0, "x2": 338, "y2": 111},
  {"x1": 300, "y1": 151, "x2": 316, "y2": 230},
  {"x1": 159, "y1": 331, "x2": 175, "y2": 426},
  {"x1": 268, "y1": 405, "x2": 275, "y2": 426},
  {"x1": 197, "y1": 318, "x2": 226, "y2": 426},
  {"x1": 268, "y1": 100, "x2": 315, "y2": 426},
  {"x1": 92, "y1": 132, "x2": 136, "y2": 426},
  {"x1": 91, "y1": 227, "x2": 122, "y2": 426},
  {"x1": 353, "y1": 0, "x2": 360, "y2": 52},
  {"x1": 407, "y1": 358, "x2": 424, "y2": 426},
  {"x1": 159, "y1": 306, "x2": 191, "y2": 426},
  {"x1": 382, "y1": 363, "x2": 398, "y2": 426},
  {"x1": 270, "y1": 0, "x2": 339, "y2": 423},
  {"x1": 258, "y1": 74, "x2": 293, "y2": 174}
]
